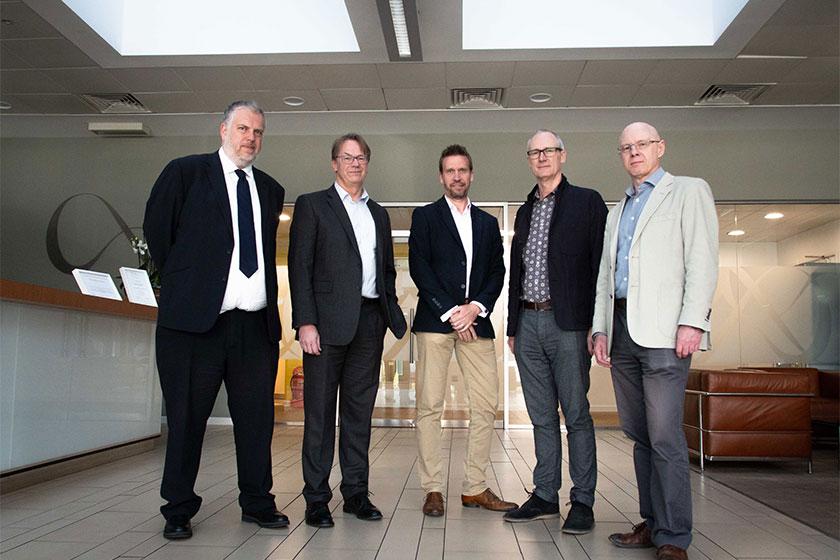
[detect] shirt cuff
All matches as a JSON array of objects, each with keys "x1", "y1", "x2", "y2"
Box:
[
  {"x1": 470, "y1": 301, "x2": 488, "y2": 318},
  {"x1": 440, "y1": 306, "x2": 459, "y2": 322}
]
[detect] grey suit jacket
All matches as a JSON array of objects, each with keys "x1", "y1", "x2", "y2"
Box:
[
  {"x1": 288, "y1": 186, "x2": 407, "y2": 346},
  {"x1": 592, "y1": 172, "x2": 719, "y2": 350}
]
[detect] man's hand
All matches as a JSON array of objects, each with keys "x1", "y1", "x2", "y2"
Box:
[
  {"x1": 507, "y1": 336, "x2": 515, "y2": 354},
  {"x1": 675, "y1": 325, "x2": 703, "y2": 359},
  {"x1": 586, "y1": 329, "x2": 594, "y2": 355},
  {"x1": 593, "y1": 334, "x2": 611, "y2": 368},
  {"x1": 449, "y1": 303, "x2": 480, "y2": 332},
  {"x1": 456, "y1": 325, "x2": 477, "y2": 342},
  {"x1": 299, "y1": 324, "x2": 321, "y2": 356}
]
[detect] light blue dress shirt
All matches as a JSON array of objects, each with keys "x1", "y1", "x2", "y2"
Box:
[
  {"x1": 614, "y1": 167, "x2": 666, "y2": 299},
  {"x1": 334, "y1": 183, "x2": 378, "y2": 298}
]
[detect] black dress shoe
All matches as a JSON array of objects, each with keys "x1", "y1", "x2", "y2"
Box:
[
  {"x1": 305, "y1": 502, "x2": 335, "y2": 528},
  {"x1": 163, "y1": 516, "x2": 192, "y2": 540},
  {"x1": 342, "y1": 493, "x2": 383, "y2": 521},
  {"x1": 241, "y1": 509, "x2": 290, "y2": 529}
]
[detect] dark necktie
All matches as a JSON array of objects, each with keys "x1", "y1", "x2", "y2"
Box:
[{"x1": 235, "y1": 169, "x2": 258, "y2": 278}]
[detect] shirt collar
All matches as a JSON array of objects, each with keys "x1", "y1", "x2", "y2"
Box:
[
  {"x1": 218, "y1": 147, "x2": 253, "y2": 178},
  {"x1": 334, "y1": 182, "x2": 369, "y2": 203},
  {"x1": 625, "y1": 166, "x2": 665, "y2": 198},
  {"x1": 444, "y1": 195, "x2": 471, "y2": 215}
]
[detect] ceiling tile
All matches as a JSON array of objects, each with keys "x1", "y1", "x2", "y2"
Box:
[
  {"x1": 0, "y1": 93, "x2": 39, "y2": 113},
  {"x1": 0, "y1": 1, "x2": 61, "y2": 39},
  {"x1": 196, "y1": 91, "x2": 271, "y2": 113},
  {"x1": 645, "y1": 59, "x2": 729, "y2": 85},
  {"x1": 780, "y1": 57, "x2": 839, "y2": 83},
  {"x1": 0, "y1": 68, "x2": 66, "y2": 93},
  {"x1": 308, "y1": 64, "x2": 380, "y2": 89},
  {"x1": 511, "y1": 61, "x2": 585, "y2": 86},
  {"x1": 377, "y1": 63, "x2": 445, "y2": 89},
  {"x1": 713, "y1": 58, "x2": 805, "y2": 83},
  {"x1": 133, "y1": 92, "x2": 205, "y2": 114},
  {"x1": 568, "y1": 85, "x2": 639, "y2": 107},
  {"x1": 240, "y1": 65, "x2": 317, "y2": 90},
  {"x1": 764, "y1": 0, "x2": 839, "y2": 26},
  {"x1": 319, "y1": 88, "x2": 386, "y2": 110},
  {"x1": 40, "y1": 68, "x2": 127, "y2": 94},
  {"x1": 631, "y1": 84, "x2": 709, "y2": 106},
  {"x1": 108, "y1": 68, "x2": 192, "y2": 93},
  {"x1": 578, "y1": 60, "x2": 657, "y2": 85},
  {"x1": 383, "y1": 87, "x2": 449, "y2": 110},
  {"x1": 0, "y1": 44, "x2": 31, "y2": 68},
  {"x1": 1, "y1": 37, "x2": 96, "y2": 68},
  {"x1": 445, "y1": 62, "x2": 515, "y2": 88},
  {"x1": 504, "y1": 86, "x2": 574, "y2": 108},
  {"x1": 174, "y1": 67, "x2": 253, "y2": 92},
  {"x1": 740, "y1": 25, "x2": 839, "y2": 57},
  {"x1": 0, "y1": 93, "x2": 95, "y2": 113},
  {"x1": 255, "y1": 89, "x2": 326, "y2": 111},
  {"x1": 753, "y1": 82, "x2": 839, "y2": 105}
]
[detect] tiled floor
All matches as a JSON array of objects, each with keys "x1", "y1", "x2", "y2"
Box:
[{"x1": 1, "y1": 426, "x2": 837, "y2": 560}]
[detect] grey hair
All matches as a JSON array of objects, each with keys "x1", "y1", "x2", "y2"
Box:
[
  {"x1": 222, "y1": 100, "x2": 265, "y2": 126},
  {"x1": 527, "y1": 129, "x2": 565, "y2": 151}
]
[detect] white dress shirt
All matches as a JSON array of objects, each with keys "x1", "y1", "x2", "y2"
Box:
[
  {"x1": 440, "y1": 196, "x2": 487, "y2": 322},
  {"x1": 334, "y1": 183, "x2": 378, "y2": 298},
  {"x1": 218, "y1": 148, "x2": 267, "y2": 313}
]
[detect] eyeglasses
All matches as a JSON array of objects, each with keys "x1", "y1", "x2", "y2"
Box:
[
  {"x1": 526, "y1": 146, "x2": 562, "y2": 159},
  {"x1": 617, "y1": 139, "x2": 661, "y2": 154},
  {"x1": 336, "y1": 153, "x2": 369, "y2": 164}
]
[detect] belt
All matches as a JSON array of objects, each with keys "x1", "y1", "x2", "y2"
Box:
[
  {"x1": 614, "y1": 298, "x2": 627, "y2": 309},
  {"x1": 522, "y1": 300, "x2": 552, "y2": 311},
  {"x1": 362, "y1": 296, "x2": 380, "y2": 304}
]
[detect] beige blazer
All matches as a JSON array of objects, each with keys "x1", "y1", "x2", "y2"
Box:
[{"x1": 592, "y1": 172, "x2": 719, "y2": 350}]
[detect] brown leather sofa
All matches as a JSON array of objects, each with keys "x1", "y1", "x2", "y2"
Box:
[{"x1": 683, "y1": 369, "x2": 814, "y2": 471}]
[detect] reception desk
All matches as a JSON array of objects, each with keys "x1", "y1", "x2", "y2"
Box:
[{"x1": 0, "y1": 280, "x2": 161, "y2": 475}]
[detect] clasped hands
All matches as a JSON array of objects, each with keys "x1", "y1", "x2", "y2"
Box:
[{"x1": 449, "y1": 303, "x2": 479, "y2": 342}]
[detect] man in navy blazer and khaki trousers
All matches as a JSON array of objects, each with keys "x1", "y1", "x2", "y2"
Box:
[
  {"x1": 144, "y1": 101, "x2": 288, "y2": 539},
  {"x1": 409, "y1": 144, "x2": 516, "y2": 517}
]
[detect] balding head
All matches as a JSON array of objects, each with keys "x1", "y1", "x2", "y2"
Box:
[
  {"x1": 618, "y1": 121, "x2": 665, "y2": 187},
  {"x1": 619, "y1": 122, "x2": 660, "y2": 145}
]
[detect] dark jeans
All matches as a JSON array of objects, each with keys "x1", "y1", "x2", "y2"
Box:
[
  {"x1": 156, "y1": 309, "x2": 278, "y2": 520},
  {"x1": 610, "y1": 306, "x2": 693, "y2": 549},
  {"x1": 301, "y1": 298, "x2": 386, "y2": 505},
  {"x1": 514, "y1": 308, "x2": 597, "y2": 506}
]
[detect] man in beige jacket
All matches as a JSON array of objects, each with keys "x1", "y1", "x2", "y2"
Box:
[{"x1": 592, "y1": 122, "x2": 718, "y2": 560}]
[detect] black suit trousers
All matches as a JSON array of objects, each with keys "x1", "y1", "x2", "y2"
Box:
[
  {"x1": 301, "y1": 298, "x2": 386, "y2": 505},
  {"x1": 156, "y1": 310, "x2": 278, "y2": 520}
]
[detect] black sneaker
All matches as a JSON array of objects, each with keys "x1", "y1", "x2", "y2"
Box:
[
  {"x1": 502, "y1": 493, "x2": 560, "y2": 523},
  {"x1": 561, "y1": 501, "x2": 594, "y2": 534}
]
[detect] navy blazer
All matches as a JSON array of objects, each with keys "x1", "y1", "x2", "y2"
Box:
[
  {"x1": 288, "y1": 186, "x2": 407, "y2": 346},
  {"x1": 409, "y1": 197, "x2": 505, "y2": 339},
  {"x1": 143, "y1": 152, "x2": 285, "y2": 341},
  {"x1": 507, "y1": 175, "x2": 607, "y2": 335}
]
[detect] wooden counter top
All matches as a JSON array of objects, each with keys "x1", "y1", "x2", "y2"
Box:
[{"x1": 0, "y1": 279, "x2": 157, "y2": 321}]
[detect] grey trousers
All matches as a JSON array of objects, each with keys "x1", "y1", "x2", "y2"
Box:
[
  {"x1": 610, "y1": 306, "x2": 693, "y2": 549},
  {"x1": 514, "y1": 308, "x2": 597, "y2": 506}
]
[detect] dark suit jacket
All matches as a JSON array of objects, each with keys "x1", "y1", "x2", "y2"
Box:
[
  {"x1": 409, "y1": 197, "x2": 505, "y2": 339},
  {"x1": 507, "y1": 175, "x2": 607, "y2": 335},
  {"x1": 143, "y1": 152, "x2": 285, "y2": 341},
  {"x1": 288, "y1": 185, "x2": 407, "y2": 346}
]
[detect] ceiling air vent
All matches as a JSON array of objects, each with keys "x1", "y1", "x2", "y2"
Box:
[
  {"x1": 88, "y1": 122, "x2": 151, "y2": 137},
  {"x1": 81, "y1": 93, "x2": 151, "y2": 114},
  {"x1": 695, "y1": 84, "x2": 774, "y2": 106},
  {"x1": 450, "y1": 88, "x2": 505, "y2": 109}
]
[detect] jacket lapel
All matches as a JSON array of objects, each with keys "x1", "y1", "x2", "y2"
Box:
[
  {"x1": 435, "y1": 197, "x2": 466, "y2": 257},
  {"x1": 631, "y1": 172, "x2": 674, "y2": 248},
  {"x1": 253, "y1": 169, "x2": 271, "y2": 245},
  {"x1": 470, "y1": 204, "x2": 484, "y2": 266},
  {"x1": 207, "y1": 153, "x2": 233, "y2": 239},
  {"x1": 325, "y1": 187, "x2": 361, "y2": 258}
]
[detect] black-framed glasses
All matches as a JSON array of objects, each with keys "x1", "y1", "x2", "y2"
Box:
[
  {"x1": 337, "y1": 154, "x2": 369, "y2": 164},
  {"x1": 618, "y1": 139, "x2": 661, "y2": 154},
  {"x1": 526, "y1": 146, "x2": 562, "y2": 159}
]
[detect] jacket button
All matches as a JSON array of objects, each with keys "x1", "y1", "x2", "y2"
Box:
[
  {"x1": 461, "y1": 261, "x2": 466, "y2": 266},
  {"x1": 460, "y1": 283, "x2": 465, "y2": 289}
]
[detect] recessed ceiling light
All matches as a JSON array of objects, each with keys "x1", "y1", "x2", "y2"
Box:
[
  {"x1": 1, "y1": 19, "x2": 14, "y2": 25},
  {"x1": 279, "y1": 213, "x2": 291, "y2": 221},
  {"x1": 529, "y1": 93, "x2": 552, "y2": 104},
  {"x1": 0, "y1": 101, "x2": 11, "y2": 110},
  {"x1": 727, "y1": 229, "x2": 745, "y2": 236},
  {"x1": 764, "y1": 212, "x2": 784, "y2": 220},
  {"x1": 282, "y1": 96, "x2": 305, "y2": 107}
]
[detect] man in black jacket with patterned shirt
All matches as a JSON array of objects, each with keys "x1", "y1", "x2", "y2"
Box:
[{"x1": 504, "y1": 130, "x2": 607, "y2": 533}]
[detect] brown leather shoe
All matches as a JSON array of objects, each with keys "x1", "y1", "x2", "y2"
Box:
[
  {"x1": 608, "y1": 521, "x2": 654, "y2": 548},
  {"x1": 657, "y1": 544, "x2": 688, "y2": 560},
  {"x1": 461, "y1": 489, "x2": 517, "y2": 512},
  {"x1": 422, "y1": 492, "x2": 444, "y2": 517}
]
